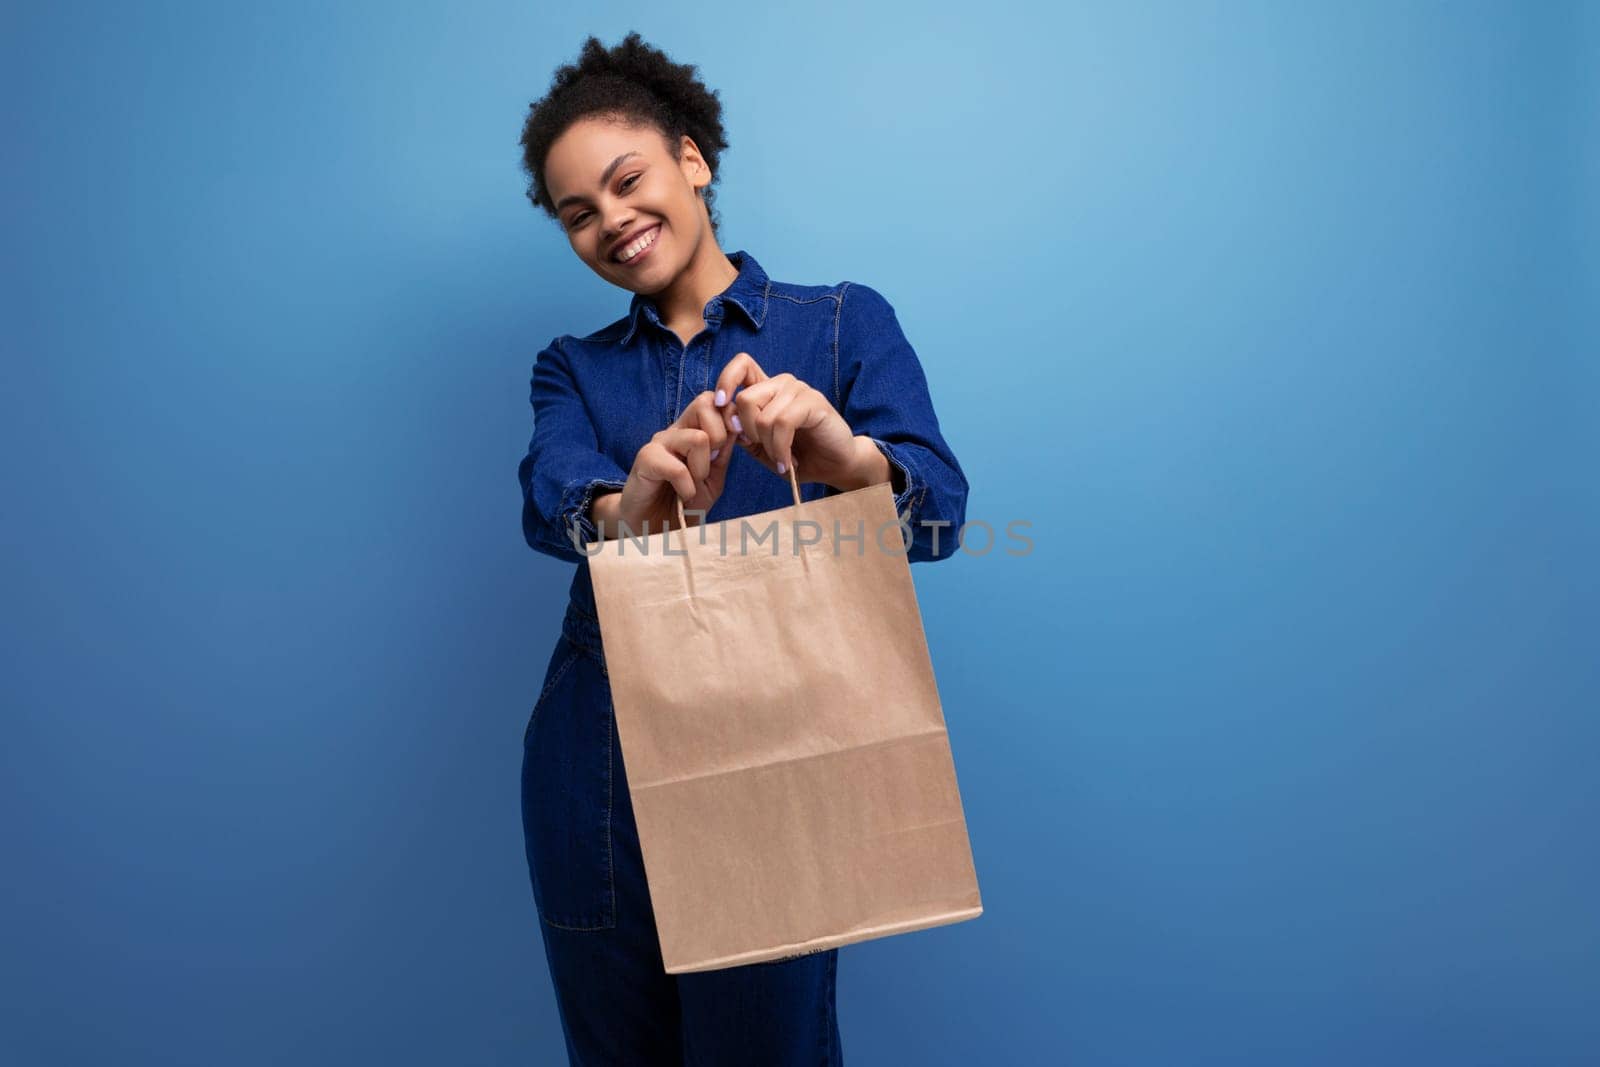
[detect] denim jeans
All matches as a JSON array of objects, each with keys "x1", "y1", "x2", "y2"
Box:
[{"x1": 521, "y1": 601, "x2": 844, "y2": 1065}]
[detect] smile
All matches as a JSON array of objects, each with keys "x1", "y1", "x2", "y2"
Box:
[{"x1": 613, "y1": 224, "x2": 661, "y2": 266}]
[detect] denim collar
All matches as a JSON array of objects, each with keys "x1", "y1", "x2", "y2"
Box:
[{"x1": 620, "y1": 249, "x2": 770, "y2": 347}]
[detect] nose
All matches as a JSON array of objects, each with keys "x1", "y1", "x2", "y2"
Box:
[{"x1": 601, "y1": 205, "x2": 635, "y2": 246}]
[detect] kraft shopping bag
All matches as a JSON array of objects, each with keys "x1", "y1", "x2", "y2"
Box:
[{"x1": 586, "y1": 461, "x2": 982, "y2": 974}]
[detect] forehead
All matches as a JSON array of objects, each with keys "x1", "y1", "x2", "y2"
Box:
[{"x1": 545, "y1": 118, "x2": 669, "y2": 191}]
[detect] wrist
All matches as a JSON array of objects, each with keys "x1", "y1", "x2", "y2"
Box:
[
  {"x1": 589, "y1": 488, "x2": 623, "y2": 540},
  {"x1": 832, "y1": 435, "x2": 892, "y2": 493}
]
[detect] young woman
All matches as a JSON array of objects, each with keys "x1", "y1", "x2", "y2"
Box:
[{"x1": 515, "y1": 32, "x2": 969, "y2": 1065}]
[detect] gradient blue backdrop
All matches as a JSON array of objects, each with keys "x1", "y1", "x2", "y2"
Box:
[{"x1": 4, "y1": 2, "x2": 1596, "y2": 1064}]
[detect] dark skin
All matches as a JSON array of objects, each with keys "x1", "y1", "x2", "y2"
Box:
[{"x1": 542, "y1": 114, "x2": 891, "y2": 536}]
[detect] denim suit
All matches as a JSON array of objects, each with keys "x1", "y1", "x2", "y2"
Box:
[{"x1": 516, "y1": 250, "x2": 968, "y2": 1064}]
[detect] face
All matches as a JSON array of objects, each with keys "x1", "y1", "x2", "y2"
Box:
[{"x1": 543, "y1": 116, "x2": 712, "y2": 294}]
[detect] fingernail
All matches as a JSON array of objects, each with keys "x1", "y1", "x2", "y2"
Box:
[
  {"x1": 711, "y1": 448, "x2": 721, "y2": 460},
  {"x1": 739, "y1": 433, "x2": 752, "y2": 445},
  {"x1": 777, "y1": 460, "x2": 787, "y2": 474},
  {"x1": 714, "y1": 388, "x2": 726, "y2": 406},
  {"x1": 731, "y1": 413, "x2": 742, "y2": 433}
]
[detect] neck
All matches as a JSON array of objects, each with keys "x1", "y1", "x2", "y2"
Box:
[{"x1": 653, "y1": 236, "x2": 739, "y2": 332}]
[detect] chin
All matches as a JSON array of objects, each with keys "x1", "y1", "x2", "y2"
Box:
[
  {"x1": 611, "y1": 261, "x2": 669, "y2": 295},
  {"x1": 620, "y1": 256, "x2": 682, "y2": 295}
]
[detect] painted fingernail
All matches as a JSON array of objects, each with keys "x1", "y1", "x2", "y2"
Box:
[
  {"x1": 711, "y1": 448, "x2": 721, "y2": 460},
  {"x1": 715, "y1": 388, "x2": 726, "y2": 406},
  {"x1": 731, "y1": 413, "x2": 743, "y2": 433},
  {"x1": 777, "y1": 460, "x2": 787, "y2": 474},
  {"x1": 739, "y1": 433, "x2": 752, "y2": 445}
]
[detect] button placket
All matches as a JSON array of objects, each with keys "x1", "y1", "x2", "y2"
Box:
[{"x1": 674, "y1": 305, "x2": 720, "y2": 417}]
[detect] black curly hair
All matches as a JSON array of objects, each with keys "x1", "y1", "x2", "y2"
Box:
[{"x1": 519, "y1": 32, "x2": 730, "y2": 236}]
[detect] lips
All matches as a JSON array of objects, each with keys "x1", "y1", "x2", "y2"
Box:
[{"x1": 611, "y1": 223, "x2": 662, "y2": 265}]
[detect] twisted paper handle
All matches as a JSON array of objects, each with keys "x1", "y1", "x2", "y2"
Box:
[{"x1": 673, "y1": 460, "x2": 802, "y2": 544}]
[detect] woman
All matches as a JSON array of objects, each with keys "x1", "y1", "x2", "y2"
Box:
[{"x1": 515, "y1": 31, "x2": 969, "y2": 1065}]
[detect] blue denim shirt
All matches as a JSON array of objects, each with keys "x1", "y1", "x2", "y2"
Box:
[{"x1": 517, "y1": 249, "x2": 969, "y2": 651}]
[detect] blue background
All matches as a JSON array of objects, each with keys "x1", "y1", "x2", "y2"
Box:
[{"x1": 4, "y1": 2, "x2": 1596, "y2": 1064}]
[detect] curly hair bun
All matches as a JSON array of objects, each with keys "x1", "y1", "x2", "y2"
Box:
[{"x1": 520, "y1": 32, "x2": 729, "y2": 233}]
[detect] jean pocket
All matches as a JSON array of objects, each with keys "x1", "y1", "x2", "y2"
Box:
[{"x1": 520, "y1": 638, "x2": 616, "y2": 931}]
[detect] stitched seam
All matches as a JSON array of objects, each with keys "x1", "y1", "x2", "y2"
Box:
[
  {"x1": 868, "y1": 435, "x2": 917, "y2": 513},
  {"x1": 818, "y1": 948, "x2": 830, "y2": 1063},
  {"x1": 833, "y1": 283, "x2": 851, "y2": 409},
  {"x1": 767, "y1": 290, "x2": 841, "y2": 306},
  {"x1": 524, "y1": 645, "x2": 580, "y2": 745},
  {"x1": 604, "y1": 693, "x2": 615, "y2": 924},
  {"x1": 561, "y1": 477, "x2": 628, "y2": 557},
  {"x1": 561, "y1": 615, "x2": 607, "y2": 666},
  {"x1": 823, "y1": 948, "x2": 838, "y2": 1064},
  {"x1": 764, "y1": 283, "x2": 844, "y2": 303}
]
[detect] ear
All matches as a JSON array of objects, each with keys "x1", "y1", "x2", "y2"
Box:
[{"x1": 678, "y1": 134, "x2": 710, "y2": 189}]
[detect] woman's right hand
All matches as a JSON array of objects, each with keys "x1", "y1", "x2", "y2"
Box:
[{"x1": 611, "y1": 390, "x2": 736, "y2": 535}]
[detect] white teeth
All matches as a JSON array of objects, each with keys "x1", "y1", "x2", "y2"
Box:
[{"x1": 616, "y1": 226, "x2": 658, "y2": 262}]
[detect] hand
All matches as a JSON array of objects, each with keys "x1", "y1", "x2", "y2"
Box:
[
  {"x1": 712, "y1": 353, "x2": 867, "y2": 490},
  {"x1": 610, "y1": 390, "x2": 736, "y2": 534}
]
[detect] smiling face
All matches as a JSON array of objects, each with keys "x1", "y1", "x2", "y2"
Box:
[{"x1": 543, "y1": 115, "x2": 714, "y2": 294}]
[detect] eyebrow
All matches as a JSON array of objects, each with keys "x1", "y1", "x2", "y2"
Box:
[{"x1": 553, "y1": 151, "x2": 643, "y2": 214}]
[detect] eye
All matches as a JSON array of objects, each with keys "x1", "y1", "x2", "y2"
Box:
[
  {"x1": 567, "y1": 211, "x2": 591, "y2": 229},
  {"x1": 620, "y1": 173, "x2": 641, "y2": 191}
]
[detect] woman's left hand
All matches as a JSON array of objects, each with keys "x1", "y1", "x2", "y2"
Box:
[{"x1": 712, "y1": 352, "x2": 866, "y2": 490}]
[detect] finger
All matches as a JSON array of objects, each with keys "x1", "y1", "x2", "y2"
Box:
[
  {"x1": 656, "y1": 426, "x2": 712, "y2": 487},
  {"x1": 731, "y1": 378, "x2": 783, "y2": 444},
  {"x1": 640, "y1": 441, "x2": 698, "y2": 503},
  {"x1": 669, "y1": 426, "x2": 713, "y2": 486},
  {"x1": 688, "y1": 391, "x2": 736, "y2": 460},
  {"x1": 713, "y1": 352, "x2": 769, "y2": 409},
  {"x1": 770, "y1": 391, "x2": 822, "y2": 475},
  {"x1": 682, "y1": 391, "x2": 731, "y2": 453},
  {"x1": 756, "y1": 385, "x2": 801, "y2": 471},
  {"x1": 674, "y1": 390, "x2": 729, "y2": 446}
]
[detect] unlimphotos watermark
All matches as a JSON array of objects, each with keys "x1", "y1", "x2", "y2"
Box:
[{"x1": 571, "y1": 511, "x2": 1033, "y2": 558}]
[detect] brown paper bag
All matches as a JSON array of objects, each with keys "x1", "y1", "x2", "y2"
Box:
[{"x1": 586, "y1": 463, "x2": 982, "y2": 974}]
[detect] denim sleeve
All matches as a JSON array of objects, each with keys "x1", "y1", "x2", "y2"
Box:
[
  {"x1": 517, "y1": 337, "x2": 630, "y2": 564},
  {"x1": 832, "y1": 282, "x2": 970, "y2": 562}
]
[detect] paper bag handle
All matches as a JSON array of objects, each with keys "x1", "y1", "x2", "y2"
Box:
[{"x1": 673, "y1": 458, "x2": 802, "y2": 535}]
